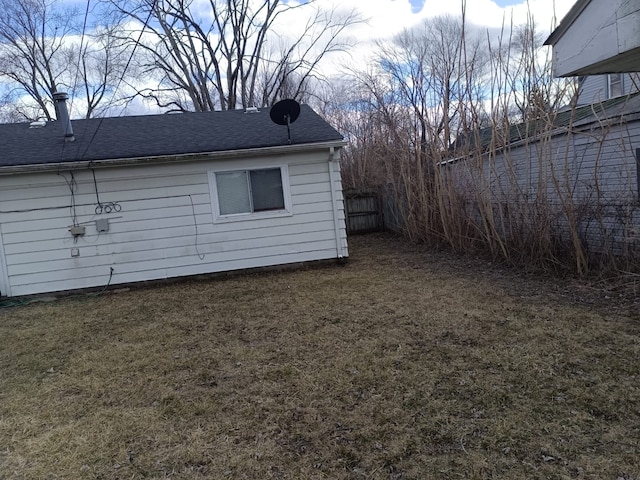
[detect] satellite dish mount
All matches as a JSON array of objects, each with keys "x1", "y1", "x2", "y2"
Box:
[{"x1": 269, "y1": 99, "x2": 301, "y2": 144}]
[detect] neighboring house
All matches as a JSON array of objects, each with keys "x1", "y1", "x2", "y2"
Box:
[
  {"x1": 0, "y1": 97, "x2": 348, "y2": 297},
  {"x1": 448, "y1": 93, "x2": 640, "y2": 254},
  {"x1": 543, "y1": 0, "x2": 640, "y2": 76},
  {"x1": 442, "y1": 0, "x2": 640, "y2": 259},
  {"x1": 577, "y1": 73, "x2": 639, "y2": 104}
]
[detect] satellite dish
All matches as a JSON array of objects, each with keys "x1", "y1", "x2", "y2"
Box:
[
  {"x1": 270, "y1": 99, "x2": 300, "y2": 125},
  {"x1": 270, "y1": 99, "x2": 301, "y2": 144}
]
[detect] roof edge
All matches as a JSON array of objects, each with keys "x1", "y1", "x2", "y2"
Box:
[
  {"x1": 0, "y1": 140, "x2": 347, "y2": 175},
  {"x1": 544, "y1": 0, "x2": 591, "y2": 46},
  {"x1": 555, "y1": 46, "x2": 640, "y2": 76},
  {"x1": 442, "y1": 95, "x2": 640, "y2": 166}
]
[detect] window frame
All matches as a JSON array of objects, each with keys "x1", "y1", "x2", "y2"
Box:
[
  {"x1": 208, "y1": 164, "x2": 292, "y2": 223},
  {"x1": 607, "y1": 73, "x2": 623, "y2": 98}
]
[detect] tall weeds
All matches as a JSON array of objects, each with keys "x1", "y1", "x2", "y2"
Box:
[{"x1": 334, "y1": 7, "x2": 640, "y2": 276}]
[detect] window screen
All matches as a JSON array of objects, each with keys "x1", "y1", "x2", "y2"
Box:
[
  {"x1": 216, "y1": 171, "x2": 251, "y2": 215},
  {"x1": 215, "y1": 167, "x2": 286, "y2": 216}
]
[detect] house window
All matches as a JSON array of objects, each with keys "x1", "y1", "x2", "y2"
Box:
[
  {"x1": 210, "y1": 166, "x2": 292, "y2": 222},
  {"x1": 608, "y1": 74, "x2": 622, "y2": 98}
]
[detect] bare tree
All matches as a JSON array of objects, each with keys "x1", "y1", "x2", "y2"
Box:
[
  {"x1": 107, "y1": 0, "x2": 359, "y2": 112},
  {"x1": 375, "y1": 15, "x2": 490, "y2": 154},
  {"x1": 315, "y1": 73, "x2": 410, "y2": 191},
  {"x1": 255, "y1": 5, "x2": 359, "y2": 107},
  {"x1": 72, "y1": 23, "x2": 131, "y2": 118},
  {"x1": 505, "y1": 15, "x2": 576, "y2": 122},
  {"x1": 0, "y1": 0, "x2": 131, "y2": 121},
  {"x1": 0, "y1": 0, "x2": 75, "y2": 120}
]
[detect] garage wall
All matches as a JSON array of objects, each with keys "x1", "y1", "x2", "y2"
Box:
[{"x1": 0, "y1": 149, "x2": 347, "y2": 296}]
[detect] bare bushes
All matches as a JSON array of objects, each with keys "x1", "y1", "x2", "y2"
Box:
[
  {"x1": 336, "y1": 12, "x2": 640, "y2": 275},
  {"x1": 376, "y1": 100, "x2": 639, "y2": 275}
]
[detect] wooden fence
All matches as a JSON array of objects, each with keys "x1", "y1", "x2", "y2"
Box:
[{"x1": 344, "y1": 192, "x2": 383, "y2": 234}]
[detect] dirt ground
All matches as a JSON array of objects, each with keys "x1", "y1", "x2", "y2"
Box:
[{"x1": 359, "y1": 234, "x2": 640, "y2": 313}]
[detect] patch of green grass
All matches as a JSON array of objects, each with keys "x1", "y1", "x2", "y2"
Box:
[{"x1": 1, "y1": 234, "x2": 639, "y2": 479}]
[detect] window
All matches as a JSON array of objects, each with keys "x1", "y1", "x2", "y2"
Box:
[
  {"x1": 210, "y1": 166, "x2": 291, "y2": 221},
  {"x1": 607, "y1": 73, "x2": 623, "y2": 98}
]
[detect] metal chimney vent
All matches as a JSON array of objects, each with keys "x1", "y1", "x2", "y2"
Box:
[{"x1": 52, "y1": 92, "x2": 75, "y2": 142}]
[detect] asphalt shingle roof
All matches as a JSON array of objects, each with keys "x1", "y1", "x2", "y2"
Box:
[
  {"x1": 453, "y1": 92, "x2": 640, "y2": 153},
  {"x1": 0, "y1": 104, "x2": 344, "y2": 168}
]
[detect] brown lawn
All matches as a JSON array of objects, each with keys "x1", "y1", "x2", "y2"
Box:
[{"x1": 0, "y1": 233, "x2": 639, "y2": 479}]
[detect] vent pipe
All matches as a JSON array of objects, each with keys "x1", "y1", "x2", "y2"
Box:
[{"x1": 52, "y1": 92, "x2": 75, "y2": 142}]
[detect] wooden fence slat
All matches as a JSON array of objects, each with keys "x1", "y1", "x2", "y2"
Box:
[{"x1": 345, "y1": 193, "x2": 383, "y2": 234}]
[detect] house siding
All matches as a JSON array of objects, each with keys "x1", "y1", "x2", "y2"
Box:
[
  {"x1": 578, "y1": 73, "x2": 640, "y2": 104},
  {"x1": 547, "y1": 0, "x2": 640, "y2": 76},
  {"x1": 452, "y1": 118, "x2": 640, "y2": 253},
  {"x1": 0, "y1": 149, "x2": 347, "y2": 297},
  {"x1": 579, "y1": 76, "x2": 608, "y2": 103}
]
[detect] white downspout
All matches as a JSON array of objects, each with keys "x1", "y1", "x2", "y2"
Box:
[
  {"x1": 327, "y1": 146, "x2": 345, "y2": 259},
  {"x1": 0, "y1": 224, "x2": 11, "y2": 297}
]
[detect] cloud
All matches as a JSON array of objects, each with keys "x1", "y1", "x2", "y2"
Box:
[
  {"x1": 349, "y1": 0, "x2": 575, "y2": 39},
  {"x1": 279, "y1": 0, "x2": 577, "y2": 76},
  {"x1": 47, "y1": 0, "x2": 577, "y2": 113}
]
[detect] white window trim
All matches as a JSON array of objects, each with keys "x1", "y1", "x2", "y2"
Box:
[
  {"x1": 208, "y1": 164, "x2": 293, "y2": 223},
  {"x1": 607, "y1": 73, "x2": 623, "y2": 98}
]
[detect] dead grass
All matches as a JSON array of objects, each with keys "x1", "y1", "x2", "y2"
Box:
[{"x1": 1, "y1": 233, "x2": 639, "y2": 479}]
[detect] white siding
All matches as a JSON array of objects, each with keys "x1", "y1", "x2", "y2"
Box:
[
  {"x1": 550, "y1": 0, "x2": 640, "y2": 76},
  {"x1": 0, "y1": 149, "x2": 347, "y2": 296}
]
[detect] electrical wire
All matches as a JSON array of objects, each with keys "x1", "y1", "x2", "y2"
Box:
[
  {"x1": 0, "y1": 194, "x2": 204, "y2": 214},
  {"x1": 9, "y1": 0, "x2": 176, "y2": 302},
  {"x1": 56, "y1": 142, "x2": 78, "y2": 226},
  {"x1": 49, "y1": 0, "x2": 156, "y2": 232},
  {"x1": 3, "y1": 192, "x2": 206, "y2": 260},
  {"x1": 87, "y1": 267, "x2": 114, "y2": 296},
  {"x1": 54, "y1": 0, "x2": 90, "y2": 223},
  {"x1": 77, "y1": 0, "x2": 158, "y2": 162},
  {"x1": 91, "y1": 168, "x2": 121, "y2": 214},
  {"x1": 0, "y1": 204, "x2": 76, "y2": 214},
  {"x1": 55, "y1": 0, "x2": 158, "y2": 219},
  {"x1": 68, "y1": 0, "x2": 92, "y2": 120},
  {"x1": 56, "y1": 171, "x2": 79, "y2": 226}
]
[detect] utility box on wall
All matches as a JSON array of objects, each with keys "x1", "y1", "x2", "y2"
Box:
[{"x1": 96, "y1": 218, "x2": 110, "y2": 233}]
